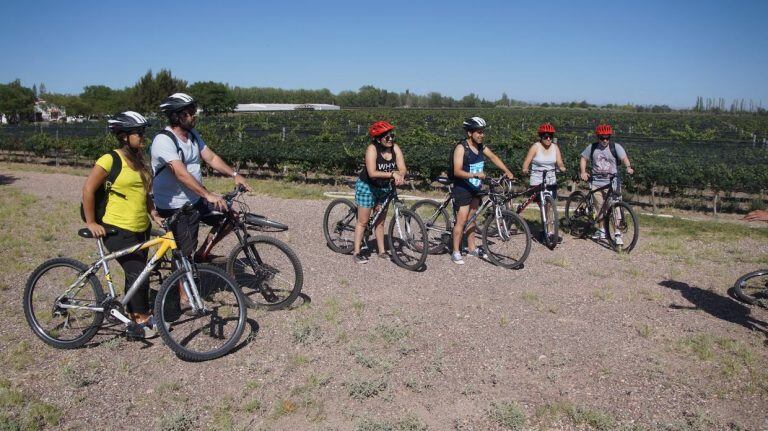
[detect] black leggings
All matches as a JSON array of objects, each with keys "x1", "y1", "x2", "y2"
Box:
[{"x1": 103, "y1": 225, "x2": 151, "y2": 315}]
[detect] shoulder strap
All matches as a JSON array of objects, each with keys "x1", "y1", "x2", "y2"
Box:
[
  {"x1": 104, "y1": 151, "x2": 119, "y2": 188},
  {"x1": 153, "y1": 130, "x2": 185, "y2": 178},
  {"x1": 105, "y1": 150, "x2": 125, "y2": 198},
  {"x1": 609, "y1": 142, "x2": 621, "y2": 165}
]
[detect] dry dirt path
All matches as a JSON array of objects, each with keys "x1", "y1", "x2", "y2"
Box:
[{"x1": 1, "y1": 169, "x2": 767, "y2": 430}]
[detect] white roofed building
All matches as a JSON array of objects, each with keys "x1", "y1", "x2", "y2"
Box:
[{"x1": 235, "y1": 103, "x2": 340, "y2": 112}]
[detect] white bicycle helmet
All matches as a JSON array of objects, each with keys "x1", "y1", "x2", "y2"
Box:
[
  {"x1": 462, "y1": 117, "x2": 487, "y2": 131},
  {"x1": 107, "y1": 111, "x2": 149, "y2": 133},
  {"x1": 159, "y1": 93, "x2": 196, "y2": 114}
]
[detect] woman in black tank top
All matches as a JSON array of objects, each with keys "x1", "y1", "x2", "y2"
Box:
[{"x1": 352, "y1": 121, "x2": 408, "y2": 263}]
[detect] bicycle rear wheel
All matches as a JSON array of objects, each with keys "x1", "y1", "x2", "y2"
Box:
[
  {"x1": 564, "y1": 191, "x2": 591, "y2": 238},
  {"x1": 410, "y1": 199, "x2": 450, "y2": 254},
  {"x1": 227, "y1": 236, "x2": 303, "y2": 310},
  {"x1": 387, "y1": 208, "x2": 429, "y2": 271},
  {"x1": 732, "y1": 270, "x2": 768, "y2": 307},
  {"x1": 23, "y1": 258, "x2": 104, "y2": 349},
  {"x1": 155, "y1": 264, "x2": 247, "y2": 361},
  {"x1": 606, "y1": 202, "x2": 639, "y2": 253},
  {"x1": 322, "y1": 198, "x2": 357, "y2": 254},
  {"x1": 482, "y1": 209, "x2": 531, "y2": 269},
  {"x1": 542, "y1": 194, "x2": 559, "y2": 249}
]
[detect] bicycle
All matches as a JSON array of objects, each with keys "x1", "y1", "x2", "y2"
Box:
[
  {"x1": 192, "y1": 185, "x2": 303, "y2": 310},
  {"x1": 732, "y1": 269, "x2": 768, "y2": 307},
  {"x1": 410, "y1": 176, "x2": 531, "y2": 269},
  {"x1": 322, "y1": 176, "x2": 429, "y2": 271},
  {"x1": 510, "y1": 169, "x2": 560, "y2": 249},
  {"x1": 564, "y1": 174, "x2": 639, "y2": 253},
  {"x1": 23, "y1": 207, "x2": 247, "y2": 362}
]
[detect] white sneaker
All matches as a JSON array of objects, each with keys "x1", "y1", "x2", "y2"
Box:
[
  {"x1": 451, "y1": 252, "x2": 465, "y2": 265},
  {"x1": 614, "y1": 233, "x2": 624, "y2": 246},
  {"x1": 591, "y1": 229, "x2": 606, "y2": 240}
]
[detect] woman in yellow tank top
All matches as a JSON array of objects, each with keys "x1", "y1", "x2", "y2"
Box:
[{"x1": 82, "y1": 111, "x2": 162, "y2": 336}]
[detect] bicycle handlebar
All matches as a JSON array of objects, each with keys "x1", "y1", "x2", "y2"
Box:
[{"x1": 576, "y1": 173, "x2": 618, "y2": 182}]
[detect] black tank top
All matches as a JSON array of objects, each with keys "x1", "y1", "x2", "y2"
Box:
[{"x1": 359, "y1": 144, "x2": 398, "y2": 188}]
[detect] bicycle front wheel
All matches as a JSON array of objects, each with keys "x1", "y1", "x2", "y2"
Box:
[
  {"x1": 410, "y1": 199, "x2": 450, "y2": 254},
  {"x1": 155, "y1": 264, "x2": 247, "y2": 361},
  {"x1": 23, "y1": 258, "x2": 104, "y2": 349},
  {"x1": 482, "y1": 209, "x2": 531, "y2": 269},
  {"x1": 733, "y1": 270, "x2": 768, "y2": 306},
  {"x1": 387, "y1": 208, "x2": 429, "y2": 271},
  {"x1": 322, "y1": 198, "x2": 357, "y2": 254},
  {"x1": 564, "y1": 191, "x2": 591, "y2": 238},
  {"x1": 606, "y1": 202, "x2": 639, "y2": 253},
  {"x1": 227, "y1": 236, "x2": 303, "y2": 310},
  {"x1": 542, "y1": 194, "x2": 559, "y2": 249}
]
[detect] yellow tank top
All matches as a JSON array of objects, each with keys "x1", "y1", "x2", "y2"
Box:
[{"x1": 95, "y1": 151, "x2": 149, "y2": 233}]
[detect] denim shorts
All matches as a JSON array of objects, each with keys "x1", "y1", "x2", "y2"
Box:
[{"x1": 355, "y1": 179, "x2": 390, "y2": 208}]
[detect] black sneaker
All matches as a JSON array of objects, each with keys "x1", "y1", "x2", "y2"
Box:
[
  {"x1": 353, "y1": 254, "x2": 369, "y2": 264},
  {"x1": 125, "y1": 322, "x2": 146, "y2": 340}
]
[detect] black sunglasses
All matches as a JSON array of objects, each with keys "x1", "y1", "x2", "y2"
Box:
[
  {"x1": 539, "y1": 133, "x2": 553, "y2": 139},
  {"x1": 130, "y1": 129, "x2": 146, "y2": 137},
  {"x1": 380, "y1": 133, "x2": 395, "y2": 142},
  {"x1": 598, "y1": 135, "x2": 611, "y2": 140}
]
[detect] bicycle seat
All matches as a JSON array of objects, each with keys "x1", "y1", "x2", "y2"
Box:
[
  {"x1": 150, "y1": 228, "x2": 166, "y2": 237},
  {"x1": 78, "y1": 227, "x2": 118, "y2": 239},
  {"x1": 435, "y1": 177, "x2": 453, "y2": 186}
]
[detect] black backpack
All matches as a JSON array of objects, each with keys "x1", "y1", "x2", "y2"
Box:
[
  {"x1": 447, "y1": 140, "x2": 483, "y2": 181},
  {"x1": 589, "y1": 141, "x2": 622, "y2": 166},
  {"x1": 80, "y1": 150, "x2": 123, "y2": 223}
]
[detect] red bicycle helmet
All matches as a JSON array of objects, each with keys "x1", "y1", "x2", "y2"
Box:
[
  {"x1": 595, "y1": 124, "x2": 613, "y2": 136},
  {"x1": 538, "y1": 123, "x2": 555, "y2": 134},
  {"x1": 369, "y1": 121, "x2": 395, "y2": 138}
]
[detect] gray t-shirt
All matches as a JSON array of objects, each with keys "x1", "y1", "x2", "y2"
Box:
[
  {"x1": 580, "y1": 142, "x2": 626, "y2": 187},
  {"x1": 151, "y1": 127, "x2": 207, "y2": 209}
]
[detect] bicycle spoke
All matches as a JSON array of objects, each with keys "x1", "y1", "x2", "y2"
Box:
[
  {"x1": 156, "y1": 264, "x2": 246, "y2": 361},
  {"x1": 24, "y1": 258, "x2": 104, "y2": 349}
]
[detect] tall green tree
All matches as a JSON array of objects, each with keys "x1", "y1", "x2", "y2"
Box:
[
  {"x1": 0, "y1": 79, "x2": 36, "y2": 116},
  {"x1": 188, "y1": 81, "x2": 236, "y2": 114},
  {"x1": 130, "y1": 69, "x2": 187, "y2": 113}
]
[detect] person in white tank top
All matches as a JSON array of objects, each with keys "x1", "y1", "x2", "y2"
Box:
[{"x1": 522, "y1": 123, "x2": 566, "y2": 193}]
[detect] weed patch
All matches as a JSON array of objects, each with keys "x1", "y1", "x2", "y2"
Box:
[
  {"x1": 373, "y1": 324, "x2": 409, "y2": 345},
  {"x1": 292, "y1": 319, "x2": 322, "y2": 344},
  {"x1": 535, "y1": 401, "x2": 614, "y2": 430},
  {"x1": 158, "y1": 410, "x2": 196, "y2": 431},
  {"x1": 347, "y1": 378, "x2": 387, "y2": 401},
  {"x1": 488, "y1": 401, "x2": 526, "y2": 430},
  {"x1": 521, "y1": 291, "x2": 539, "y2": 304}
]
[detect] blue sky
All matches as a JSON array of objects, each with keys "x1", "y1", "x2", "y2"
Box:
[{"x1": 1, "y1": 0, "x2": 766, "y2": 108}]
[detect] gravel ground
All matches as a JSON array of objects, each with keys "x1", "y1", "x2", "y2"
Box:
[{"x1": 1, "y1": 169, "x2": 767, "y2": 430}]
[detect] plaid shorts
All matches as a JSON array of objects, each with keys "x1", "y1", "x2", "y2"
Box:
[{"x1": 355, "y1": 179, "x2": 390, "y2": 208}]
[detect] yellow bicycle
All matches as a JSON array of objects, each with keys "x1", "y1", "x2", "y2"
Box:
[{"x1": 23, "y1": 206, "x2": 247, "y2": 361}]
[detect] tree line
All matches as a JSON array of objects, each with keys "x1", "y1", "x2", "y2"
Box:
[{"x1": 1, "y1": 70, "x2": 766, "y2": 120}]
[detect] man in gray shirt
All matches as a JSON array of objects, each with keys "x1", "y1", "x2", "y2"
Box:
[
  {"x1": 579, "y1": 123, "x2": 634, "y2": 245},
  {"x1": 151, "y1": 93, "x2": 250, "y2": 257}
]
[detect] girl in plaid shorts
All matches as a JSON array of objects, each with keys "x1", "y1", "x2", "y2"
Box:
[{"x1": 352, "y1": 121, "x2": 408, "y2": 263}]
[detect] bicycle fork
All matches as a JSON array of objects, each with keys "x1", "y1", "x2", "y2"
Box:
[{"x1": 178, "y1": 256, "x2": 205, "y2": 312}]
